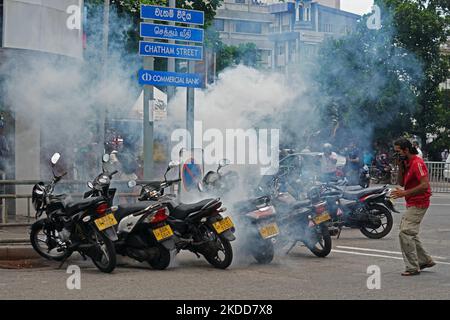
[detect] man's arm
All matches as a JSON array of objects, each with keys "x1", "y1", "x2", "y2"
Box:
[{"x1": 403, "y1": 176, "x2": 429, "y2": 197}]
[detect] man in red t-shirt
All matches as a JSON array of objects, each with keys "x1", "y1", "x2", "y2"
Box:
[{"x1": 392, "y1": 138, "x2": 435, "y2": 276}]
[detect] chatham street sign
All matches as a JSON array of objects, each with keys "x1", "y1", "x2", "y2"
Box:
[{"x1": 139, "y1": 41, "x2": 203, "y2": 61}]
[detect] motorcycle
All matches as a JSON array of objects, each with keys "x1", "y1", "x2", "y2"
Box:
[
  {"x1": 199, "y1": 159, "x2": 279, "y2": 264},
  {"x1": 85, "y1": 154, "x2": 175, "y2": 270},
  {"x1": 30, "y1": 153, "x2": 117, "y2": 273},
  {"x1": 317, "y1": 183, "x2": 398, "y2": 239},
  {"x1": 134, "y1": 161, "x2": 236, "y2": 269},
  {"x1": 263, "y1": 176, "x2": 332, "y2": 258}
]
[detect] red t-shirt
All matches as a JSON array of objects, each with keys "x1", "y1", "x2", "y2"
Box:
[{"x1": 403, "y1": 155, "x2": 432, "y2": 208}]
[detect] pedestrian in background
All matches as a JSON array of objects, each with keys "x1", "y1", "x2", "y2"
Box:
[
  {"x1": 345, "y1": 142, "x2": 362, "y2": 185},
  {"x1": 413, "y1": 141, "x2": 423, "y2": 158},
  {"x1": 320, "y1": 143, "x2": 338, "y2": 182},
  {"x1": 391, "y1": 138, "x2": 435, "y2": 276},
  {"x1": 442, "y1": 149, "x2": 449, "y2": 162}
]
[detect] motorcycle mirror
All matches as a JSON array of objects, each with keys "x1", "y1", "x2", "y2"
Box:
[
  {"x1": 219, "y1": 159, "x2": 230, "y2": 167},
  {"x1": 50, "y1": 153, "x2": 61, "y2": 166},
  {"x1": 168, "y1": 160, "x2": 179, "y2": 169},
  {"x1": 127, "y1": 180, "x2": 137, "y2": 188},
  {"x1": 87, "y1": 181, "x2": 94, "y2": 189},
  {"x1": 102, "y1": 154, "x2": 110, "y2": 163}
]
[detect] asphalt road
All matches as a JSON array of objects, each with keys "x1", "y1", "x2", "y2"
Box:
[{"x1": 1, "y1": 194, "x2": 450, "y2": 300}]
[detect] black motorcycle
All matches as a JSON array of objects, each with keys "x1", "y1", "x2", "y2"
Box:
[
  {"x1": 85, "y1": 154, "x2": 175, "y2": 270},
  {"x1": 272, "y1": 192, "x2": 333, "y2": 257},
  {"x1": 30, "y1": 153, "x2": 117, "y2": 273},
  {"x1": 199, "y1": 159, "x2": 279, "y2": 264},
  {"x1": 317, "y1": 183, "x2": 397, "y2": 239},
  {"x1": 136, "y1": 161, "x2": 236, "y2": 269}
]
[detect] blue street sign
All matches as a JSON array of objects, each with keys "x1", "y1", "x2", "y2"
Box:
[
  {"x1": 138, "y1": 70, "x2": 204, "y2": 88},
  {"x1": 141, "y1": 5, "x2": 204, "y2": 25},
  {"x1": 139, "y1": 41, "x2": 203, "y2": 60},
  {"x1": 140, "y1": 23, "x2": 204, "y2": 43}
]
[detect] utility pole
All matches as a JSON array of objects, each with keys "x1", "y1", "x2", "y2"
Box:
[
  {"x1": 143, "y1": 23, "x2": 154, "y2": 179},
  {"x1": 167, "y1": 0, "x2": 176, "y2": 104},
  {"x1": 186, "y1": 58, "x2": 195, "y2": 150},
  {"x1": 100, "y1": 0, "x2": 110, "y2": 157}
]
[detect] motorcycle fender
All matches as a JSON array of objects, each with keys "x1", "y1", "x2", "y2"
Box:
[
  {"x1": 103, "y1": 227, "x2": 119, "y2": 241},
  {"x1": 383, "y1": 199, "x2": 400, "y2": 213},
  {"x1": 220, "y1": 229, "x2": 236, "y2": 241},
  {"x1": 160, "y1": 238, "x2": 176, "y2": 251}
]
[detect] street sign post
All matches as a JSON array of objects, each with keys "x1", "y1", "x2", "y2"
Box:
[
  {"x1": 141, "y1": 5, "x2": 205, "y2": 25},
  {"x1": 139, "y1": 41, "x2": 203, "y2": 60},
  {"x1": 140, "y1": 23, "x2": 204, "y2": 43},
  {"x1": 139, "y1": 4, "x2": 205, "y2": 177}
]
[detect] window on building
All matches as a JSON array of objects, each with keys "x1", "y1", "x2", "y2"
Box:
[
  {"x1": 235, "y1": 21, "x2": 262, "y2": 34},
  {"x1": 304, "y1": 5, "x2": 311, "y2": 22},
  {"x1": 235, "y1": 0, "x2": 246, "y2": 4},
  {"x1": 214, "y1": 19, "x2": 225, "y2": 32}
]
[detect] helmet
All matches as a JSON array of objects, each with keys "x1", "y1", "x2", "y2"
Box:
[
  {"x1": 32, "y1": 182, "x2": 46, "y2": 211},
  {"x1": 323, "y1": 143, "x2": 333, "y2": 153}
]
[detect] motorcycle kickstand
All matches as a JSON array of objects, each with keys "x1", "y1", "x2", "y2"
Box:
[
  {"x1": 57, "y1": 254, "x2": 71, "y2": 269},
  {"x1": 286, "y1": 241, "x2": 298, "y2": 255},
  {"x1": 337, "y1": 227, "x2": 342, "y2": 240}
]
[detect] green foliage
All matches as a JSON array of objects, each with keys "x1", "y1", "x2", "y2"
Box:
[
  {"x1": 315, "y1": 0, "x2": 449, "y2": 151},
  {"x1": 216, "y1": 42, "x2": 261, "y2": 73}
]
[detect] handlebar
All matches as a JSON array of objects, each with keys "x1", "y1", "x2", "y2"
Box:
[{"x1": 110, "y1": 170, "x2": 118, "y2": 176}]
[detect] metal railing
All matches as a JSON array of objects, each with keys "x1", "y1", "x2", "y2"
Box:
[
  {"x1": 369, "y1": 162, "x2": 450, "y2": 193},
  {"x1": 0, "y1": 179, "x2": 169, "y2": 225},
  {"x1": 425, "y1": 161, "x2": 450, "y2": 193}
]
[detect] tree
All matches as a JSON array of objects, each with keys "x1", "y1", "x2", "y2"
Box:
[
  {"x1": 314, "y1": 0, "x2": 449, "y2": 151},
  {"x1": 215, "y1": 42, "x2": 262, "y2": 73}
]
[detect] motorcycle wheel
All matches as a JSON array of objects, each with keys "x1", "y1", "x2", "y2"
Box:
[
  {"x1": 251, "y1": 239, "x2": 274, "y2": 264},
  {"x1": 30, "y1": 219, "x2": 70, "y2": 261},
  {"x1": 307, "y1": 227, "x2": 332, "y2": 258},
  {"x1": 88, "y1": 226, "x2": 116, "y2": 273},
  {"x1": 203, "y1": 229, "x2": 233, "y2": 269},
  {"x1": 148, "y1": 244, "x2": 171, "y2": 270},
  {"x1": 359, "y1": 204, "x2": 393, "y2": 239}
]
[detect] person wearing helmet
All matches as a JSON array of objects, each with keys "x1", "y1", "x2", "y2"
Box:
[{"x1": 321, "y1": 143, "x2": 338, "y2": 182}]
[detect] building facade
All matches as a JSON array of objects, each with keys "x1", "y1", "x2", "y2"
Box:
[{"x1": 214, "y1": 0, "x2": 359, "y2": 70}]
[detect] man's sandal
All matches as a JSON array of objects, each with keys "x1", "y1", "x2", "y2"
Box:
[
  {"x1": 401, "y1": 270, "x2": 420, "y2": 276},
  {"x1": 419, "y1": 261, "x2": 436, "y2": 270}
]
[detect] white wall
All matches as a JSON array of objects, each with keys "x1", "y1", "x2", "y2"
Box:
[{"x1": 3, "y1": 0, "x2": 83, "y2": 59}]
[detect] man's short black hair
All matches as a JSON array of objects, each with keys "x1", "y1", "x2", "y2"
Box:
[{"x1": 394, "y1": 138, "x2": 419, "y2": 155}]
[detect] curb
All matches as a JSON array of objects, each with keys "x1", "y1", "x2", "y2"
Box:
[{"x1": 0, "y1": 245, "x2": 39, "y2": 260}]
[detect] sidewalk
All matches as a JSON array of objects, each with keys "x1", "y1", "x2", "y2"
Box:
[{"x1": 0, "y1": 225, "x2": 38, "y2": 261}]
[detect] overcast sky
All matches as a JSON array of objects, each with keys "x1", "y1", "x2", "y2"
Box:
[{"x1": 340, "y1": 0, "x2": 374, "y2": 15}]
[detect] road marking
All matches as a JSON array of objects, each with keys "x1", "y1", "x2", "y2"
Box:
[
  {"x1": 336, "y1": 246, "x2": 447, "y2": 260},
  {"x1": 332, "y1": 249, "x2": 450, "y2": 266}
]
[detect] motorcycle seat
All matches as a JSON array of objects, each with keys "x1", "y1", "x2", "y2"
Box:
[
  {"x1": 343, "y1": 186, "x2": 386, "y2": 200},
  {"x1": 64, "y1": 196, "x2": 104, "y2": 215},
  {"x1": 170, "y1": 199, "x2": 218, "y2": 220},
  {"x1": 115, "y1": 202, "x2": 157, "y2": 222},
  {"x1": 234, "y1": 196, "x2": 270, "y2": 212},
  {"x1": 292, "y1": 200, "x2": 312, "y2": 209}
]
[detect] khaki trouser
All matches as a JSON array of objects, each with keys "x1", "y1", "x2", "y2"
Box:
[{"x1": 399, "y1": 206, "x2": 432, "y2": 272}]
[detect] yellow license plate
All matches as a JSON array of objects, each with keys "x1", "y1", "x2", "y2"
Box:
[
  {"x1": 212, "y1": 216, "x2": 234, "y2": 234},
  {"x1": 259, "y1": 223, "x2": 279, "y2": 239},
  {"x1": 152, "y1": 225, "x2": 174, "y2": 241},
  {"x1": 313, "y1": 212, "x2": 331, "y2": 225},
  {"x1": 94, "y1": 213, "x2": 118, "y2": 231}
]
